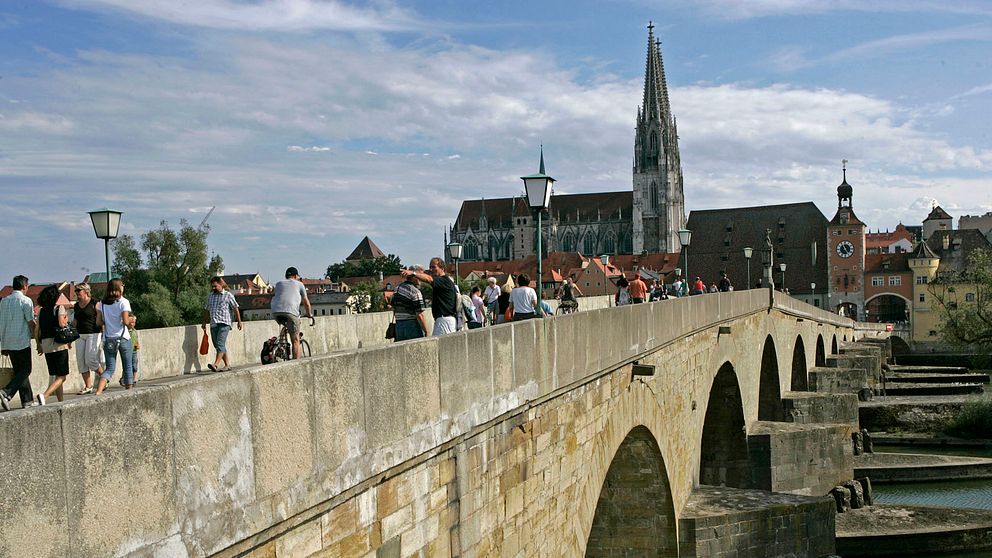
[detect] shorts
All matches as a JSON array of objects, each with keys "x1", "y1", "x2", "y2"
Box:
[
  {"x1": 75, "y1": 332, "x2": 103, "y2": 372},
  {"x1": 44, "y1": 348, "x2": 70, "y2": 377},
  {"x1": 211, "y1": 323, "x2": 232, "y2": 353},
  {"x1": 274, "y1": 312, "x2": 301, "y2": 338},
  {"x1": 432, "y1": 316, "x2": 457, "y2": 336}
]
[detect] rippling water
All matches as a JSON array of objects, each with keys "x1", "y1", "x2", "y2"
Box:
[{"x1": 873, "y1": 478, "x2": 992, "y2": 510}]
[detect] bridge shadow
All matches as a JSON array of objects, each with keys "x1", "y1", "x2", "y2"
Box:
[
  {"x1": 816, "y1": 334, "x2": 826, "y2": 367},
  {"x1": 700, "y1": 362, "x2": 751, "y2": 488},
  {"x1": 758, "y1": 335, "x2": 783, "y2": 421},
  {"x1": 791, "y1": 335, "x2": 808, "y2": 391},
  {"x1": 586, "y1": 426, "x2": 677, "y2": 557}
]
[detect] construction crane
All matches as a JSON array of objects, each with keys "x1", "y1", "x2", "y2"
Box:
[{"x1": 198, "y1": 206, "x2": 216, "y2": 230}]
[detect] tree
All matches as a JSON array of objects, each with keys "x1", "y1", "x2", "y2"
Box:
[
  {"x1": 931, "y1": 248, "x2": 992, "y2": 350},
  {"x1": 347, "y1": 281, "x2": 389, "y2": 314},
  {"x1": 326, "y1": 255, "x2": 403, "y2": 281},
  {"x1": 111, "y1": 219, "x2": 224, "y2": 328}
]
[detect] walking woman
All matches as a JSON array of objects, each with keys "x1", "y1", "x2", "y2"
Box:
[
  {"x1": 95, "y1": 279, "x2": 133, "y2": 394},
  {"x1": 72, "y1": 283, "x2": 101, "y2": 394},
  {"x1": 35, "y1": 285, "x2": 71, "y2": 405}
]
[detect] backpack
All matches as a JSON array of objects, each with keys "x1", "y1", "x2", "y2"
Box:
[
  {"x1": 617, "y1": 288, "x2": 631, "y2": 306},
  {"x1": 260, "y1": 337, "x2": 286, "y2": 364}
]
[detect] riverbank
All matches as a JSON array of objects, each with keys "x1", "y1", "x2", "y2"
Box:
[
  {"x1": 855, "y1": 452, "x2": 992, "y2": 483},
  {"x1": 836, "y1": 504, "x2": 992, "y2": 556}
]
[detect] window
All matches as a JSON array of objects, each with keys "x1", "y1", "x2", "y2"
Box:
[
  {"x1": 603, "y1": 233, "x2": 616, "y2": 254},
  {"x1": 919, "y1": 293, "x2": 925, "y2": 302},
  {"x1": 650, "y1": 181, "x2": 658, "y2": 210},
  {"x1": 562, "y1": 233, "x2": 575, "y2": 252},
  {"x1": 814, "y1": 299, "x2": 820, "y2": 307},
  {"x1": 872, "y1": 277, "x2": 884, "y2": 287},
  {"x1": 966, "y1": 293, "x2": 976, "y2": 302},
  {"x1": 916, "y1": 276, "x2": 929, "y2": 285},
  {"x1": 929, "y1": 330, "x2": 937, "y2": 337},
  {"x1": 720, "y1": 255, "x2": 728, "y2": 261},
  {"x1": 848, "y1": 229, "x2": 857, "y2": 235},
  {"x1": 832, "y1": 230, "x2": 841, "y2": 236},
  {"x1": 888, "y1": 276, "x2": 901, "y2": 286},
  {"x1": 583, "y1": 234, "x2": 596, "y2": 256}
]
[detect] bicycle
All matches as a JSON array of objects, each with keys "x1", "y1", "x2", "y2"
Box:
[
  {"x1": 264, "y1": 315, "x2": 315, "y2": 363},
  {"x1": 556, "y1": 299, "x2": 579, "y2": 315}
]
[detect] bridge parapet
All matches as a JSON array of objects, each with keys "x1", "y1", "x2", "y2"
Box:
[{"x1": 0, "y1": 290, "x2": 882, "y2": 557}]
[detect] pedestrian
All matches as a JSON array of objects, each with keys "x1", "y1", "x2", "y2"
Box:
[
  {"x1": 271, "y1": 267, "x2": 313, "y2": 360},
  {"x1": 95, "y1": 278, "x2": 133, "y2": 394},
  {"x1": 0, "y1": 275, "x2": 38, "y2": 411},
  {"x1": 615, "y1": 276, "x2": 631, "y2": 306},
  {"x1": 709, "y1": 283, "x2": 718, "y2": 293},
  {"x1": 509, "y1": 274, "x2": 538, "y2": 320},
  {"x1": 34, "y1": 285, "x2": 72, "y2": 405},
  {"x1": 556, "y1": 277, "x2": 582, "y2": 313},
  {"x1": 540, "y1": 299, "x2": 553, "y2": 318},
  {"x1": 484, "y1": 277, "x2": 501, "y2": 325},
  {"x1": 718, "y1": 271, "x2": 733, "y2": 292},
  {"x1": 671, "y1": 277, "x2": 685, "y2": 298},
  {"x1": 691, "y1": 276, "x2": 706, "y2": 295},
  {"x1": 201, "y1": 276, "x2": 243, "y2": 372},
  {"x1": 72, "y1": 283, "x2": 101, "y2": 395},
  {"x1": 391, "y1": 270, "x2": 428, "y2": 341},
  {"x1": 469, "y1": 286, "x2": 485, "y2": 329},
  {"x1": 497, "y1": 283, "x2": 512, "y2": 324},
  {"x1": 127, "y1": 314, "x2": 140, "y2": 384},
  {"x1": 628, "y1": 272, "x2": 648, "y2": 303},
  {"x1": 406, "y1": 258, "x2": 459, "y2": 336}
]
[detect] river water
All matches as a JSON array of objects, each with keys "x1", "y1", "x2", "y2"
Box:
[{"x1": 871, "y1": 445, "x2": 992, "y2": 510}]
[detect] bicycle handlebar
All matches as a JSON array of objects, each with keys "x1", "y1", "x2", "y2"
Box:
[{"x1": 305, "y1": 315, "x2": 316, "y2": 326}]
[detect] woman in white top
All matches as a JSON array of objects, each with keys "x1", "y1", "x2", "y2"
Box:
[
  {"x1": 508, "y1": 274, "x2": 538, "y2": 321},
  {"x1": 483, "y1": 277, "x2": 501, "y2": 324},
  {"x1": 95, "y1": 279, "x2": 134, "y2": 394}
]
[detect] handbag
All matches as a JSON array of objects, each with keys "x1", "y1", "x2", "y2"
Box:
[
  {"x1": 504, "y1": 306, "x2": 513, "y2": 322},
  {"x1": 385, "y1": 321, "x2": 396, "y2": 340},
  {"x1": 53, "y1": 308, "x2": 79, "y2": 344},
  {"x1": 199, "y1": 331, "x2": 210, "y2": 355}
]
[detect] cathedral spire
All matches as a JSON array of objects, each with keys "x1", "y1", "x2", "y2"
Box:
[
  {"x1": 539, "y1": 144, "x2": 546, "y2": 175},
  {"x1": 641, "y1": 21, "x2": 673, "y2": 125}
]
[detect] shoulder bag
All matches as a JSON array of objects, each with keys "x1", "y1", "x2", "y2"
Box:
[{"x1": 53, "y1": 307, "x2": 80, "y2": 344}]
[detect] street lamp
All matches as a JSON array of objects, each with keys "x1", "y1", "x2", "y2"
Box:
[
  {"x1": 88, "y1": 208, "x2": 122, "y2": 286},
  {"x1": 678, "y1": 228, "x2": 692, "y2": 288},
  {"x1": 743, "y1": 246, "x2": 753, "y2": 290},
  {"x1": 521, "y1": 147, "x2": 555, "y2": 311},
  {"x1": 779, "y1": 262, "x2": 787, "y2": 292},
  {"x1": 447, "y1": 241, "x2": 463, "y2": 280}
]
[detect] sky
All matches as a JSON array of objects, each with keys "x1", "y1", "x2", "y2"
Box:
[{"x1": 2, "y1": 0, "x2": 991, "y2": 284}]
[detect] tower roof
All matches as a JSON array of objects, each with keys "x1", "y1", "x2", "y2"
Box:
[
  {"x1": 837, "y1": 164, "x2": 853, "y2": 200},
  {"x1": 911, "y1": 240, "x2": 938, "y2": 259},
  {"x1": 923, "y1": 205, "x2": 953, "y2": 221},
  {"x1": 640, "y1": 21, "x2": 673, "y2": 125},
  {"x1": 346, "y1": 236, "x2": 386, "y2": 261}
]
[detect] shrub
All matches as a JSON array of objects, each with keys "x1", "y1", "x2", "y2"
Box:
[{"x1": 943, "y1": 399, "x2": 992, "y2": 439}]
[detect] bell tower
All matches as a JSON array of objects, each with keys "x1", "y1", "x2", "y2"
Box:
[
  {"x1": 633, "y1": 21, "x2": 685, "y2": 254},
  {"x1": 827, "y1": 161, "x2": 866, "y2": 319}
]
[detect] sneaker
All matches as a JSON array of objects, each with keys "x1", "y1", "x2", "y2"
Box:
[
  {"x1": 23, "y1": 401, "x2": 39, "y2": 408},
  {"x1": 77, "y1": 387, "x2": 93, "y2": 395},
  {"x1": 36, "y1": 394, "x2": 46, "y2": 406},
  {"x1": 0, "y1": 394, "x2": 10, "y2": 412}
]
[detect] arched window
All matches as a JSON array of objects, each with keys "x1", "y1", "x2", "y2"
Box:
[
  {"x1": 603, "y1": 232, "x2": 616, "y2": 254},
  {"x1": 621, "y1": 233, "x2": 633, "y2": 254},
  {"x1": 562, "y1": 232, "x2": 575, "y2": 252},
  {"x1": 583, "y1": 234, "x2": 596, "y2": 256},
  {"x1": 464, "y1": 238, "x2": 478, "y2": 260},
  {"x1": 650, "y1": 181, "x2": 658, "y2": 210}
]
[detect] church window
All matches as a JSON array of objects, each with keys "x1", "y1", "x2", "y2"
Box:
[
  {"x1": 465, "y1": 239, "x2": 479, "y2": 260},
  {"x1": 583, "y1": 234, "x2": 596, "y2": 256},
  {"x1": 650, "y1": 182, "x2": 658, "y2": 210},
  {"x1": 562, "y1": 233, "x2": 575, "y2": 252},
  {"x1": 603, "y1": 233, "x2": 616, "y2": 254},
  {"x1": 621, "y1": 233, "x2": 633, "y2": 254}
]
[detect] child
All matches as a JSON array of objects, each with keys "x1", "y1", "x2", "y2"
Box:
[{"x1": 121, "y1": 314, "x2": 140, "y2": 386}]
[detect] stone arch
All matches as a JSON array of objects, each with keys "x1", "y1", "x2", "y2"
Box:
[
  {"x1": 890, "y1": 335, "x2": 911, "y2": 355},
  {"x1": 758, "y1": 335, "x2": 783, "y2": 421},
  {"x1": 815, "y1": 335, "x2": 826, "y2": 367},
  {"x1": 791, "y1": 335, "x2": 808, "y2": 391},
  {"x1": 831, "y1": 335, "x2": 838, "y2": 354},
  {"x1": 700, "y1": 362, "x2": 750, "y2": 488},
  {"x1": 586, "y1": 426, "x2": 677, "y2": 557},
  {"x1": 843, "y1": 334, "x2": 848, "y2": 342}
]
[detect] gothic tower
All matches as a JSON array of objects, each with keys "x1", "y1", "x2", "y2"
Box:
[
  {"x1": 633, "y1": 22, "x2": 685, "y2": 254},
  {"x1": 826, "y1": 163, "x2": 866, "y2": 320}
]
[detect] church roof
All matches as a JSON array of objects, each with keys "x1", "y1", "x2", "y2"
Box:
[
  {"x1": 924, "y1": 205, "x2": 953, "y2": 221},
  {"x1": 686, "y1": 202, "x2": 829, "y2": 292},
  {"x1": 346, "y1": 236, "x2": 386, "y2": 261},
  {"x1": 454, "y1": 191, "x2": 633, "y2": 232}
]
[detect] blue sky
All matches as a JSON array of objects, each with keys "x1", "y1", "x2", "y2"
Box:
[{"x1": 2, "y1": 0, "x2": 991, "y2": 284}]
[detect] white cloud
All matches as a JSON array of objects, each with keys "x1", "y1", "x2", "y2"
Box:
[
  {"x1": 447, "y1": 154, "x2": 461, "y2": 160},
  {"x1": 287, "y1": 145, "x2": 332, "y2": 152},
  {"x1": 661, "y1": 0, "x2": 992, "y2": 20},
  {"x1": 0, "y1": 111, "x2": 75, "y2": 134}
]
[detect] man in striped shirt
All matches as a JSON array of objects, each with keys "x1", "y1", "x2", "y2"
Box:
[{"x1": 201, "y1": 276, "x2": 243, "y2": 371}]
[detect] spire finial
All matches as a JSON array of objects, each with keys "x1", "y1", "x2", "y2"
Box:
[
  {"x1": 648, "y1": 20, "x2": 654, "y2": 32},
  {"x1": 842, "y1": 159, "x2": 848, "y2": 181},
  {"x1": 539, "y1": 144, "x2": 545, "y2": 175}
]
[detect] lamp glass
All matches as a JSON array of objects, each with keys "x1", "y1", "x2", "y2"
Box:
[
  {"x1": 447, "y1": 241, "x2": 463, "y2": 260},
  {"x1": 743, "y1": 246, "x2": 753, "y2": 259},
  {"x1": 677, "y1": 228, "x2": 692, "y2": 247},
  {"x1": 522, "y1": 176, "x2": 554, "y2": 209},
  {"x1": 599, "y1": 254, "x2": 609, "y2": 265},
  {"x1": 779, "y1": 262, "x2": 787, "y2": 272},
  {"x1": 811, "y1": 283, "x2": 816, "y2": 290},
  {"x1": 88, "y1": 208, "x2": 122, "y2": 240}
]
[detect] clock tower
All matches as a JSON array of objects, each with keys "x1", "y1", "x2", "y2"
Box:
[{"x1": 827, "y1": 162, "x2": 866, "y2": 320}]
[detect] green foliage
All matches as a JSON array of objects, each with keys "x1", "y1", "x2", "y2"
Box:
[
  {"x1": 325, "y1": 255, "x2": 402, "y2": 281},
  {"x1": 932, "y1": 248, "x2": 992, "y2": 350},
  {"x1": 943, "y1": 398, "x2": 992, "y2": 439},
  {"x1": 347, "y1": 281, "x2": 389, "y2": 314},
  {"x1": 111, "y1": 219, "x2": 223, "y2": 328}
]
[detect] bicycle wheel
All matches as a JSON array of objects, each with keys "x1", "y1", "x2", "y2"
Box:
[{"x1": 300, "y1": 339, "x2": 311, "y2": 358}]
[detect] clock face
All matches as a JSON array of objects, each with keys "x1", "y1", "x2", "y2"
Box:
[{"x1": 836, "y1": 240, "x2": 855, "y2": 258}]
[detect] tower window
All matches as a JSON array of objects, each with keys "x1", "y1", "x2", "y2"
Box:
[{"x1": 919, "y1": 293, "x2": 925, "y2": 302}]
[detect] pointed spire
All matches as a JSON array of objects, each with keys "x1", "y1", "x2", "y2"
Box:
[
  {"x1": 641, "y1": 21, "x2": 673, "y2": 126},
  {"x1": 539, "y1": 144, "x2": 546, "y2": 174}
]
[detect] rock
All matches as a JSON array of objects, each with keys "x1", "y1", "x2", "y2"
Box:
[
  {"x1": 843, "y1": 479, "x2": 866, "y2": 509},
  {"x1": 858, "y1": 387, "x2": 874, "y2": 402},
  {"x1": 852, "y1": 431, "x2": 864, "y2": 456},
  {"x1": 856, "y1": 477, "x2": 873, "y2": 506},
  {"x1": 831, "y1": 485, "x2": 851, "y2": 513},
  {"x1": 862, "y1": 428, "x2": 874, "y2": 453}
]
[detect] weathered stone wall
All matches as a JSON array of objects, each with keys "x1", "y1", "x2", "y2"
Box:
[
  {"x1": 747, "y1": 422, "x2": 854, "y2": 496},
  {"x1": 782, "y1": 391, "x2": 859, "y2": 430},
  {"x1": 0, "y1": 290, "x2": 882, "y2": 557}
]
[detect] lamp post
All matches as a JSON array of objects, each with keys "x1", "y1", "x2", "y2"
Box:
[
  {"x1": 779, "y1": 262, "x2": 787, "y2": 292},
  {"x1": 88, "y1": 208, "x2": 123, "y2": 286},
  {"x1": 678, "y1": 228, "x2": 692, "y2": 289},
  {"x1": 520, "y1": 147, "x2": 555, "y2": 311},
  {"x1": 743, "y1": 246, "x2": 753, "y2": 290},
  {"x1": 447, "y1": 241, "x2": 463, "y2": 281},
  {"x1": 811, "y1": 282, "x2": 816, "y2": 306}
]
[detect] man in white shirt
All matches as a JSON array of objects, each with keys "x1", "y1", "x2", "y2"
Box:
[
  {"x1": 508, "y1": 274, "x2": 538, "y2": 321},
  {"x1": 0, "y1": 275, "x2": 38, "y2": 410},
  {"x1": 271, "y1": 267, "x2": 312, "y2": 359}
]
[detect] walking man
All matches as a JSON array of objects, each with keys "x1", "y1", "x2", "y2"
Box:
[
  {"x1": 629, "y1": 272, "x2": 648, "y2": 304},
  {"x1": 0, "y1": 275, "x2": 37, "y2": 410},
  {"x1": 718, "y1": 271, "x2": 733, "y2": 292},
  {"x1": 405, "y1": 257, "x2": 459, "y2": 336},
  {"x1": 271, "y1": 267, "x2": 312, "y2": 360},
  {"x1": 202, "y1": 276, "x2": 243, "y2": 371},
  {"x1": 72, "y1": 283, "x2": 101, "y2": 394}
]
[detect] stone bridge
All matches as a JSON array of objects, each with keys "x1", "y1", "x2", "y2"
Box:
[{"x1": 0, "y1": 291, "x2": 888, "y2": 557}]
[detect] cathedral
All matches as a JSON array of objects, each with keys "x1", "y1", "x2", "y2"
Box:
[{"x1": 447, "y1": 23, "x2": 686, "y2": 261}]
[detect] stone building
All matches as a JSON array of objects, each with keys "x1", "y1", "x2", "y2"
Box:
[
  {"x1": 448, "y1": 23, "x2": 684, "y2": 262},
  {"x1": 922, "y1": 205, "x2": 953, "y2": 241},
  {"x1": 960, "y1": 211, "x2": 992, "y2": 242}
]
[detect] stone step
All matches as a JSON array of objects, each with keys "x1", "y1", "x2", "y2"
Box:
[
  {"x1": 889, "y1": 365, "x2": 970, "y2": 374},
  {"x1": 886, "y1": 373, "x2": 990, "y2": 384},
  {"x1": 882, "y1": 382, "x2": 984, "y2": 396},
  {"x1": 748, "y1": 421, "x2": 854, "y2": 496},
  {"x1": 781, "y1": 391, "x2": 859, "y2": 430},
  {"x1": 809, "y1": 366, "x2": 869, "y2": 394},
  {"x1": 679, "y1": 485, "x2": 836, "y2": 558}
]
